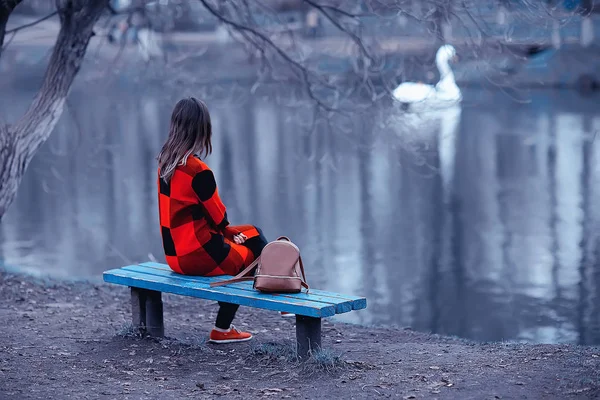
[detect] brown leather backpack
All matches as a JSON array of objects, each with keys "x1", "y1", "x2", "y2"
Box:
[{"x1": 210, "y1": 236, "x2": 309, "y2": 293}]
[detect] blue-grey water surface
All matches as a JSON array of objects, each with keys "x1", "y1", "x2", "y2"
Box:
[{"x1": 1, "y1": 81, "x2": 599, "y2": 345}]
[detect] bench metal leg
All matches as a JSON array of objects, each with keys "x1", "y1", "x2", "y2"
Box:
[
  {"x1": 131, "y1": 287, "x2": 146, "y2": 329},
  {"x1": 145, "y1": 290, "x2": 164, "y2": 337},
  {"x1": 296, "y1": 315, "x2": 321, "y2": 359},
  {"x1": 130, "y1": 288, "x2": 164, "y2": 337}
]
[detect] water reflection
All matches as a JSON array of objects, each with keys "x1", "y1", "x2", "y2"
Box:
[{"x1": 1, "y1": 84, "x2": 600, "y2": 344}]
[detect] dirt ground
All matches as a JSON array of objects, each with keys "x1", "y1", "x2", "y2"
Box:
[{"x1": 0, "y1": 270, "x2": 599, "y2": 400}]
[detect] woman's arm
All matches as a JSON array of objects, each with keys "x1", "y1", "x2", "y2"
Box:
[{"x1": 191, "y1": 169, "x2": 230, "y2": 231}]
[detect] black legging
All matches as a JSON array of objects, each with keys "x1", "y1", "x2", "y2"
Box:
[{"x1": 215, "y1": 228, "x2": 268, "y2": 329}]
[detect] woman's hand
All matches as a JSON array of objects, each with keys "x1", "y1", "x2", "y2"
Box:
[
  {"x1": 223, "y1": 226, "x2": 247, "y2": 244},
  {"x1": 233, "y1": 233, "x2": 247, "y2": 244}
]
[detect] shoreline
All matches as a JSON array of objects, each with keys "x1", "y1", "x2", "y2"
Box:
[
  {"x1": 1, "y1": 268, "x2": 598, "y2": 399},
  {"x1": 3, "y1": 13, "x2": 600, "y2": 91}
]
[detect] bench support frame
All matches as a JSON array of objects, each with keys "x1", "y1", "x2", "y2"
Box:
[
  {"x1": 295, "y1": 315, "x2": 322, "y2": 359},
  {"x1": 130, "y1": 286, "x2": 323, "y2": 359},
  {"x1": 131, "y1": 287, "x2": 164, "y2": 337}
]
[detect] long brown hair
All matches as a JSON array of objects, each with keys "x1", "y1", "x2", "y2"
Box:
[{"x1": 157, "y1": 97, "x2": 212, "y2": 182}]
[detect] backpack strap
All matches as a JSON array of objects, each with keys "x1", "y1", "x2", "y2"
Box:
[
  {"x1": 209, "y1": 257, "x2": 260, "y2": 288},
  {"x1": 298, "y1": 255, "x2": 310, "y2": 292},
  {"x1": 210, "y1": 247, "x2": 310, "y2": 292}
]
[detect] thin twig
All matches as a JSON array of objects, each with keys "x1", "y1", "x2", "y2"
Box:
[
  {"x1": 1, "y1": 30, "x2": 15, "y2": 51},
  {"x1": 196, "y1": 0, "x2": 336, "y2": 111},
  {"x1": 311, "y1": 3, "x2": 362, "y2": 18},
  {"x1": 303, "y1": 0, "x2": 372, "y2": 60},
  {"x1": 5, "y1": 11, "x2": 58, "y2": 34}
]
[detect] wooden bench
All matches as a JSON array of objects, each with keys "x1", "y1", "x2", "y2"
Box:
[{"x1": 103, "y1": 262, "x2": 367, "y2": 358}]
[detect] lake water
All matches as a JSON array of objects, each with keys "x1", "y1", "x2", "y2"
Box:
[{"x1": 1, "y1": 79, "x2": 599, "y2": 345}]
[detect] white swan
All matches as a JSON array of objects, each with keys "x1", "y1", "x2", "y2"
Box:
[{"x1": 392, "y1": 44, "x2": 461, "y2": 111}]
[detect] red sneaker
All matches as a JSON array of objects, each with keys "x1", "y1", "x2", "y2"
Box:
[
  {"x1": 280, "y1": 311, "x2": 296, "y2": 318},
  {"x1": 209, "y1": 325, "x2": 253, "y2": 344}
]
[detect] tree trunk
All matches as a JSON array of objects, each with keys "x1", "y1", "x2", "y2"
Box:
[{"x1": 0, "y1": 0, "x2": 107, "y2": 220}]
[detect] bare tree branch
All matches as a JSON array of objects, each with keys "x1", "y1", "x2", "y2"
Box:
[
  {"x1": 196, "y1": 0, "x2": 338, "y2": 111},
  {"x1": 303, "y1": 0, "x2": 373, "y2": 60},
  {"x1": 0, "y1": 0, "x2": 23, "y2": 56},
  {"x1": 308, "y1": 3, "x2": 361, "y2": 18},
  {"x1": 1, "y1": 9, "x2": 60, "y2": 54},
  {"x1": 5, "y1": 10, "x2": 59, "y2": 34}
]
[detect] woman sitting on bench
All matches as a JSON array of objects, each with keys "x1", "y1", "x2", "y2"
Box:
[{"x1": 156, "y1": 97, "x2": 270, "y2": 344}]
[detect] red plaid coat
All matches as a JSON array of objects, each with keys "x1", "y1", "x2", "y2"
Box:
[{"x1": 158, "y1": 156, "x2": 260, "y2": 276}]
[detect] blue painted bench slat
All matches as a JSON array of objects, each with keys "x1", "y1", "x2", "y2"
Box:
[
  {"x1": 124, "y1": 263, "x2": 365, "y2": 314},
  {"x1": 122, "y1": 265, "x2": 352, "y2": 314},
  {"x1": 139, "y1": 262, "x2": 367, "y2": 308},
  {"x1": 103, "y1": 262, "x2": 367, "y2": 359},
  {"x1": 104, "y1": 268, "x2": 336, "y2": 318}
]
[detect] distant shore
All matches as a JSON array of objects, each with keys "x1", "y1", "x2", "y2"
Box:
[
  {"x1": 4, "y1": 13, "x2": 600, "y2": 91},
  {"x1": 0, "y1": 269, "x2": 598, "y2": 399}
]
